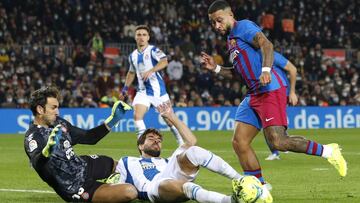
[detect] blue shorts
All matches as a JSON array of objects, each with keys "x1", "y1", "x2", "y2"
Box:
[{"x1": 235, "y1": 95, "x2": 262, "y2": 130}]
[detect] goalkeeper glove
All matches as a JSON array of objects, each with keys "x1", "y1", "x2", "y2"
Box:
[
  {"x1": 42, "y1": 124, "x2": 62, "y2": 158},
  {"x1": 105, "y1": 101, "x2": 132, "y2": 128}
]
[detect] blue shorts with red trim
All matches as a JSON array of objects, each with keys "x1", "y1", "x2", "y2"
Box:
[{"x1": 235, "y1": 86, "x2": 288, "y2": 129}]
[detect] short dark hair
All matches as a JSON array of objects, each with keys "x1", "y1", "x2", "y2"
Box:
[
  {"x1": 29, "y1": 86, "x2": 60, "y2": 116},
  {"x1": 208, "y1": 0, "x2": 231, "y2": 14},
  {"x1": 137, "y1": 128, "x2": 163, "y2": 154},
  {"x1": 135, "y1": 25, "x2": 150, "y2": 35}
]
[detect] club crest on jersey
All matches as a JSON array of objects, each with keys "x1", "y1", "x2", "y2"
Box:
[
  {"x1": 61, "y1": 126, "x2": 68, "y2": 133},
  {"x1": 230, "y1": 39, "x2": 236, "y2": 48},
  {"x1": 145, "y1": 54, "x2": 149, "y2": 59}
]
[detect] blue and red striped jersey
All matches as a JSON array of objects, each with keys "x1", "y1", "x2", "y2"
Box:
[{"x1": 227, "y1": 20, "x2": 289, "y2": 95}]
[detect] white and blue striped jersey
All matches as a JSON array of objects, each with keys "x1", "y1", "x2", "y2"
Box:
[
  {"x1": 116, "y1": 156, "x2": 169, "y2": 200},
  {"x1": 128, "y1": 45, "x2": 167, "y2": 97}
]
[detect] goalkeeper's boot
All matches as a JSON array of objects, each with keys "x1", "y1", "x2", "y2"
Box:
[
  {"x1": 98, "y1": 173, "x2": 121, "y2": 184},
  {"x1": 106, "y1": 173, "x2": 121, "y2": 184},
  {"x1": 326, "y1": 143, "x2": 347, "y2": 177}
]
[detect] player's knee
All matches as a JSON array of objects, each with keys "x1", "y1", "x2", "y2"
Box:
[
  {"x1": 121, "y1": 185, "x2": 138, "y2": 201},
  {"x1": 134, "y1": 114, "x2": 143, "y2": 120},
  {"x1": 158, "y1": 180, "x2": 188, "y2": 202},
  {"x1": 232, "y1": 136, "x2": 249, "y2": 150},
  {"x1": 185, "y1": 146, "x2": 211, "y2": 166}
]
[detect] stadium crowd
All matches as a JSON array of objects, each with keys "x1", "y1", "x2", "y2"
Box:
[{"x1": 0, "y1": 0, "x2": 359, "y2": 108}]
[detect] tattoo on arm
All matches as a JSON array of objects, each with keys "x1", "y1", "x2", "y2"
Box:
[
  {"x1": 252, "y1": 33, "x2": 262, "y2": 48},
  {"x1": 252, "y1": 32, "x2": 274, "y2": 67}
]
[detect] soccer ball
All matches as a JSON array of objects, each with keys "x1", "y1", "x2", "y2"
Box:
[
  {"x1": 233, "y1": 176, "x2": 273, "y2": 203},
  {"x1": 239, "y1": 183, "x2": 262, "y2": 203},
  {"x1": 238, "y1": 176, "x2": 263, "y2": 203}
]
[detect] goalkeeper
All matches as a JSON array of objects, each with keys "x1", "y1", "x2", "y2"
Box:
[{"x1": 24, "y1": 86, "x2": 137, "y2": 202}]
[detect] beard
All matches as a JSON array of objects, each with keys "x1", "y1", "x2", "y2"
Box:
[
  {"x1": 143, "y1": 149, "x2": 161, "y2": 157},
  {"x1": 223, "y1": 26, "x2": 231, "y2": 36},
  {"x1": 44, "y1": 116, "x2": 56, "y2": 127}
]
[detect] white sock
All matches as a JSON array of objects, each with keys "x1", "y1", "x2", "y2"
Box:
[
  {"x1": 170, "y1": 125, "x2": 184, "y2": 145},
  {"x1": 322, "y1": 144, "x2": 333, "y2": 158},
  {"x1": 185, "y1": 146, "x2": 242, "y2": 180},
  {"x1": 182, "y1": 182, "x2": 232, "y2": 203},
  {"x1": 135, "y1": 120, "x2": 146, "y2": 138}
]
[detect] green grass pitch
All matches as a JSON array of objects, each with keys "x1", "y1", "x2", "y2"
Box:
[{"x1": 0, "y1": 129, "x2": 359, "y2": 203}]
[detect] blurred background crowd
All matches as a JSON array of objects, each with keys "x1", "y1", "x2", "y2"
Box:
[{"x1": 0, "y1": 0, "x2": 359, "y2": 108}]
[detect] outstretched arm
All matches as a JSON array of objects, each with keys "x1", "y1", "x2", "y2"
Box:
[
  {"x1": 69, "y1": 124, "x2": 110, "y2": 145},
  {"x1": 142, "y1": 58, "x2": 168, "y2": 81},
  {"x1": 200, "y1": 52, "x2": 233, "y2": 77},
  {"x1": 70, "y1": 101, "x2": 132, "y2": 144},
  {"x1": 157, "y1": 101, "x2": 197, "y2": 148},
  {"x1": 252, "y1": 32, "x2": 274, "y2": 86}
]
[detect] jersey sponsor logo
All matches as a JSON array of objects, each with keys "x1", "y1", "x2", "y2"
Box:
[
  {"x1": 141, "y1": 162, "x2": 156, "y2": 170},
  {"x1": 230, "y1": 49, "x2": 239, "y2": 63},
  {"x1": 61, "y1": 125, "x2": 68, "y2": 133},
  {"x1": 29, "y1": 140, "x2": 38, "y2": 152},
  {"x1": 265, "y1": 117, "x2": 274, "y2": 122}
]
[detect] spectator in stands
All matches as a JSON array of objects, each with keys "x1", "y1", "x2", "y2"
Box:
[
  {"x1": 1, "y1": 92, "x2": 16, "y2": 108},
  {"x1": 180, "y1": 34, "x2": 196, "y2": 58},
  {"x1": 0, "y1": 0, "x2": 358, "y2": 108},
  {"x1": 96, "y1": 67, "x2": 115, "y2": 99},
  {"x1": 99, "y1": 89, "x2": 118, "y2": 108},
  {"x1": 0, "y1": 48, "x2": 9, "y2": 63},
  {"x1": 167, "y1": 55, "x2": 183, "y2": 81},
  {"x1": 81, "y1": 93, "x2": 98, "y2": 108},
  {"x1": 88, "y1": 32, "x2": 104, "y2": 61}
]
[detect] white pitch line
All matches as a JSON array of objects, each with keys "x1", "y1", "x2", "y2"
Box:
[
  {"x1": 0, "y1": 188, "x2": 55, "y2": 194},
  {"x1": 312, "y1": 168, "x2": 330, "y2": 171}
]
